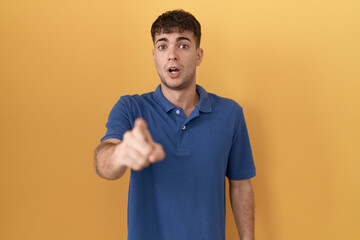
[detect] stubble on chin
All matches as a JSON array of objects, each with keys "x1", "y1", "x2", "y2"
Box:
[
  {"x1": 159, "y1": 72, "x2": 196, "y2": 91},
  {"x1": 160, "y1": 79, "x2": 190, "y2": 91}
]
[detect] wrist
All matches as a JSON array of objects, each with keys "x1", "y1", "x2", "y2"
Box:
[{"x1": 112, "y1": 142, "x2": 126, "y2": 169}]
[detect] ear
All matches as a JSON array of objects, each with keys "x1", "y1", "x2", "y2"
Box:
[
  {"x1": 152, "y1": 49, "x2": 156, "y2": 66},
  {"x1": 196, "y1": 48, "x2": 204, "y2": 66}
]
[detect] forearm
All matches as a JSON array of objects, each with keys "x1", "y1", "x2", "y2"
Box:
[
  {"x1": 229, "y1": 180, "x2": 255, "y2": 240},
  {"x1": 94, "y1": 141, "x2": 128, "y2": 180}
]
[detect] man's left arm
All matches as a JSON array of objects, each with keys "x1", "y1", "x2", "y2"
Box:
[{"x1": 229, "y1": 178, "x2": 255, "y2": 240}]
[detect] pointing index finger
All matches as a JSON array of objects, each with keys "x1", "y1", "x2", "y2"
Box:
[{"x1": 133, "y1": 118, "x2": 154, "y2": 142}]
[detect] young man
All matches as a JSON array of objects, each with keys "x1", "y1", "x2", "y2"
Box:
[{"x1": 94, "y1": 9, "x2": 256, "y2": 240}]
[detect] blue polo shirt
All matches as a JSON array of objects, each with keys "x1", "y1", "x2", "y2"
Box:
[{"x1": 101, "y1": 85, "x2": 256, "y2": 240}]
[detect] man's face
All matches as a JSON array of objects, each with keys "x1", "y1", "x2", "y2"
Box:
[{"x1": 152, "y1": 30, "x2": 203, "y2": 91}]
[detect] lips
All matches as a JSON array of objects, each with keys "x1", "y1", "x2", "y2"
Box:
[{"x1": 167, "y1": 66, "x2": 181, "y2": 78}]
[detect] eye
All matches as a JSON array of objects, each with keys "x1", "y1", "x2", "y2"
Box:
[
  {"x1": 179, "y1": 44, "x2": 189, "y2": 49},
  {"x1": 158, "y1": 44, "x2": 167, "y2": 50}
]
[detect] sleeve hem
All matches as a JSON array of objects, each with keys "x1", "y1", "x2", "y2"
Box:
[
  {"x1": 100, "y1": 134, "x2": 123, "y2": 143},
  {"x1": 226, "y1": 169, "x2": 256, "y2": 180}
]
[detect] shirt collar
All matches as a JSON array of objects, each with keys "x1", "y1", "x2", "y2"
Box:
[
  {"x1": 154, "y1": 84, "x2": 212, "y2": 113},
  {"x1": 196, "y1": 85, "x2": 212, "y2": 113},
  {"x1": 154, "y1": 85, "x2": 176, "y2": 112}
]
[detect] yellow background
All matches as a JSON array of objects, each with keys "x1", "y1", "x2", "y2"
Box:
[{"x1": 1, "y1": 0, "x2": 359, "y2": 239}]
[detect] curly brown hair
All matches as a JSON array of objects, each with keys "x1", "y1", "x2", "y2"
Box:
[{"x1": 151, "y1": 9, "x2": 201, "y2": 48}]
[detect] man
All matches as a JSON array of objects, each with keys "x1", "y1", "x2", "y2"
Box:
[{"x1": 94, "y1": 9, "x2": 256, "y2": 240}]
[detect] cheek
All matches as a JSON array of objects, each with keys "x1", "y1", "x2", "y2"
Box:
[
  {"x1": 185, "y1": 56, "x2": 198, "y2": 68},
  {"x1": 154, "y1": 56, "x2": 166, "y2": 67},
  {"x1": 154, "y1": 59, "x2": 162, "y2": 69}
]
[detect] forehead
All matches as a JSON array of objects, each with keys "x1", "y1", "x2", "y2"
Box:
[{"x1": 154, "y1": 29, "x2": 195, "y2": 42}]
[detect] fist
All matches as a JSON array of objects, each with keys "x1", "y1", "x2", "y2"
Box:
[{"x1": 115, "y1": 118, "x2": 165, "y2": 171}]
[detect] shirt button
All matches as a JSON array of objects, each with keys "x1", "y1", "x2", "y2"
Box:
[
  {"x1": 176, "y1": 110, "x2": 180, "y2": 114},
  {"x1": 182, "y1": 125, "x2": 186, "y2": 130}
]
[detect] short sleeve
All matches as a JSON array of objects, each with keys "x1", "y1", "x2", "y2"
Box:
[
  {"x1": 226, "y1": 107, "x2": 256, "y2": 180},
  {"x1": 100, "y1": 96, "x2": 133, "y2": 142}
]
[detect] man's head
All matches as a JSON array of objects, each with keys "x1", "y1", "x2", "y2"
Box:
[
  {"x1": 151, "y1": 9, "x2": 201, "y2": 48},
  {"x1": 151, "y1": 10, "x2": 203, "y2": 91}
]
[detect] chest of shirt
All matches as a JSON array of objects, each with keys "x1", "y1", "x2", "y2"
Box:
[{"x1": 142, "y1": 111, "x2": 233, "y2": 178}]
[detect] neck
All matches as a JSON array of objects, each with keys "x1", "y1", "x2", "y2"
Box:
[{"x1": 160, "y1": 82, "x2": 200, "y2": 117}]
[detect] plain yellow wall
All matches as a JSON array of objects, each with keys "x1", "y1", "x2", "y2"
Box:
[{"x1": 1, "y1": 0, "x2": 359, "y2": 239}]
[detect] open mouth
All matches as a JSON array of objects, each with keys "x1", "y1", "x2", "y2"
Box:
[
  {"x1": 168, "y1": 67, "x2": 179, "y2": 73},
  {"x1": 167, "y1": 67, "x2": 180, "y2": 78}
]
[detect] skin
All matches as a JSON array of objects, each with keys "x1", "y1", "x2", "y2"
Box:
[
  {"x1": 94, "y1": 119, "x2": 165, "y2": 180},
  {"x1": 230, "y1": 179, "x2": 255, "y2": 240},
  {"x1": 94, "y1": 28, "x2": 254, "y2": 239},
  {"x1": 152, "y1": 30, "x2": 203, "y2": 117}
]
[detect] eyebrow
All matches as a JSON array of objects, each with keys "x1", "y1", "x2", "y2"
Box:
[{"x1": 155, "y1": 37, "x2": 192, "y2": 44}]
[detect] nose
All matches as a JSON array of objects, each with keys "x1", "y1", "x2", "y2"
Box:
[{"x1": 168, "y1": 47, "x2": 178, "y2": 61}]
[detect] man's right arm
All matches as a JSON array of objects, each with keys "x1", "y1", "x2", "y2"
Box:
[
  {"x1": 94, "y1": 138, "x2": 128, "y2": 180},
  {"x1": 94, "y1": 119, "x2": 166, "y2": 180}
]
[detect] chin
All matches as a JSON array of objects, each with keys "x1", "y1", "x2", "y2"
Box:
[
  {"x1": 161, "y1": 80, "x2": 190, "y2": 91},
  {"x1": 161, "y1": 77, "x2": 194, "y2": 91}
]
